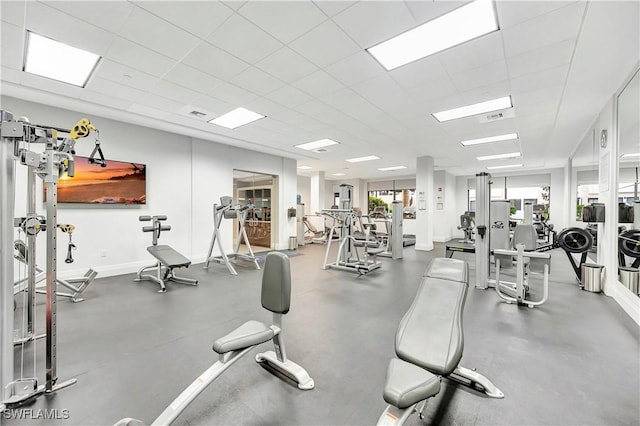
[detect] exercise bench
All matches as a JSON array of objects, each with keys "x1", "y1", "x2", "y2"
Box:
[
  {"x1": 378, "y1": 258, "x2": 503, "y2": 425},
  {"x1": 135, "y1": 215, "x2": 198, "y2": 293}
]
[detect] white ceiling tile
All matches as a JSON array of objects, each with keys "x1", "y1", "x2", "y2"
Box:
[
  {"x1": 513, "y1": 85, "x2": 563, "y2": 110},
  {"x1": 510, "y1": 65, "x2": 570, "y2": 95},
  {"x1": 208, "y1": 82, "x2": 259, "y2": 106},
  {"x1": 289, "y1": 20, "x2": 361, "y2": 68},
  {"x1": 190, "y1": 95, "x2": 235, "y2": 115},
  {"x1": 458, "y1": 80, "x2": 513, "y2": 106},
  {"x1": 502, "y1": 2, "x2": 586, "y2": 57},
  {"x1": 106, "y1": 37, "x2": 176, "y2": 78},
  {"x1": 25, "y1": 2, "x2": 116, "y2": 55},
  {"x1": 333, "y1": 1, "x2": 416, "y2": 48},
  {"x1": 265, "y1": 85, "x2": 313, "y2": 108},
  {"x1": 404, "y1": 1, "x2": 463, "y2": 24},
  {"x1": 118, "y1": 6, "x2": 201, "y2": 60},
  {"x1": 507, "y1": 38, "x2": 576, "y2": 79},
  {"x1": 127, "y1": 103, "x2": 171, "y2": 119},
  {"x1": 93, "y1": 59, "x2": 159, "y2": 92},
  {"x1": 449, "y1": 60, "x2": 509, "y2": 92},
  {"x1": 231, "y1": 67, "x2": 285, "y2": 96},
  {"x1": 152, "y1": 80, "x2": 202, "y2": 104},
  {"x1": 1, "y1": 21, "x2": 24, "y2": 70},
  {"x1": 45, "y1": 1, "x2": 134, "y2": 33},
  {"x1": 1, "y1": 66, "x2": 22, "y2": 84},
  {"x1": 325, "y1": 51, "x2": 386, "y2": 87},
  {"x1": 1, "y1": 0, "x2": 25, "y2": 26},
  {"x1": 85, "y1": 77, "x2": 144, "y2": 102},
  {"x1": 313, "y1": 1, "x2": 355, "y2": 17},
  {"x1": 388, "y1": 55, "x2": 448, "y2": 90},
  {"x1": 135, "y1": 1, "x2": 233, "y2": 38},
  {"x1": 497, "y1": 1, "x2": 577, "y2": 29},
  {"x1": 256, "y1": 47, "x2": 318, "y2": 83},
  {"x1": 319, "y1": 88, "x2": 383, "y2": 121},
  {"x1": 274, "y1": 108, "x2": 328, "y2": 133},
  {"x1": 135, "y1": 93, "x2": 184, "y2": 113},
  {"x1": 182, "y1": 42, "x2": 250, "y2": 81},
  {"x1": 352, "y1": 75, "x2": 406, "y2": 103},
  {"x1": 207, "y1": 14, "x2": 283, "y2": 64},
  {"x1": 83, "y1": 90, "x2": 133, "y2": 110},
  {"x1": 291, "y1": 70, "x2": 344, "y2": 98},
  {"x1": 162, "y1": 63, "x2": 222, "y2": 93},
  {"x1": 243, "y1": 96, "x2": 287, "y2": 117},
  {"x1": 239, "y1": 1, "x2": 327, "y2": 44},
  {"x1": 223, "y1": 1, "x2": 246, "y2": 11},
  {"x1": 436, "y1": 31, "x2": 505, "y2": 75},
  {"x1": 19, "y1": 72, "x2": 85, "y2": 97}
]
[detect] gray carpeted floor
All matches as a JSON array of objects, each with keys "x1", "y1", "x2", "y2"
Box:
[{"x1": 6, "y1": 242, "x2": 639, "y2": 425}]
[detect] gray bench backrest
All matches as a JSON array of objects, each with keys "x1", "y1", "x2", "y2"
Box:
[
  {"x1": 512, "y1": 224, "x2": 537, "y2": 250},
  {"x1": 396, "y1": 258, "x2": 468, "y2": 376},
  {"x1": 261, "y1": 252, "x2": 291, "y2": 314}
]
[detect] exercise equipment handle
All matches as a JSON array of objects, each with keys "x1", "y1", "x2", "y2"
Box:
[
  {"x1": 139, "y1": 216, "x2": 152, "y2": 221},
  {"x1": 154, "y1": 215, "x2": 168, "y2": 221}
]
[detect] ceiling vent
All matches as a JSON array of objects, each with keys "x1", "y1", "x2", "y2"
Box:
[
  {"x1": 313, "y1": 148, "x2": 328, "y2": 153},
  {"x1": 478, "y1": 108, "x2": 515, "y2": 123},
  {"x1": 189, "y1": 110, "x2": 207, "y2": 118}
]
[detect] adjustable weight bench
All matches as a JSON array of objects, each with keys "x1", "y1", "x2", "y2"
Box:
[
  {"x1": 118, "y1": 252, "x2": 313, "y2": 426},
  {"x1": 135, "y1": 215, "x2": 198, "y2": 293},
  {"x1": 378, "y1": 258, "x2": 503, "y2": 425}
]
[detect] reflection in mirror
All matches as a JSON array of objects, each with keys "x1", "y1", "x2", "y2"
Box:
[
  {"x1": 616, "y1": 68, "x2": 639, "y2": 294},
  {"x1": 572, "y1": 125, "x2": 600, "y2": 254}
]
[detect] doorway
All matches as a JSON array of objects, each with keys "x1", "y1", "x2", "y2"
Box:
[{"x1": 233, "y1": 170, "x2": 275, "y2": 250}]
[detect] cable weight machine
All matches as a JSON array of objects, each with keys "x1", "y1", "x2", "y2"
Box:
[{"x1": 1, "y1": 112, "x2": 104, "y2": 408}]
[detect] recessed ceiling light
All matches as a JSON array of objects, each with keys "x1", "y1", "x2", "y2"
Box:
[
  {"x1": 477, "y1": 152, "x2": 521, "y2": 161},
  {"x1": 366, "y1": 0, "x2": 498, "y2": 71},
  {"x1": 332, "y1": 173, "x2": 346, "y2": 176},
  {"x1": 378, "y1": 166, "x2": 407, "y2": 171},
  {"x1": 297, "y1": 166, "x2": 312, "y2": 170},
  {"x1": 24, "y1": 31, "x2": 101, "y2": 87},
  {"x1": 346, "y1": 155, "x2": 380, "y2": 163},
  {"x1": 461, "y1": 133, "x2": 519, "y2": 146},
  {"x1": 433, "y1": 96, "x2": 513, "y2": 122},
  {"x1": 295, "y1": 138, "x2": 339, "y2": 151},
  {"x1": 621, "y1": 153, "x2": 640, "y2": 158},
  {"x1": 208, "y1": 107, "x2": 265, "y2": 129},
  {"x1": 487, "y1": 164, "x2": 523, "y2": 170}
]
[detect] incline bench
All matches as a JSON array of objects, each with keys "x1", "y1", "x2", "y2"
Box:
[
  {"x1": 135, "y1": 215, "x2": 198, "y2": 293},
  {"x1": 378, "y1": 258, "x2": 503, "y2": 425}
]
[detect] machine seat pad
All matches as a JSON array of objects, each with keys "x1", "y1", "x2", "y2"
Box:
[
  {"x1": 147, "y1": 245, "x2": 191, "y2": 268},
  {"x1": 424, "y1": 258, "x2": 467, "y2": 283},
  {"x1": 383, "y1": 359, "x2": 441, "y2": 409},
  {"x1": 212, "y1": 320, "x2": 274, "y2": 354}
]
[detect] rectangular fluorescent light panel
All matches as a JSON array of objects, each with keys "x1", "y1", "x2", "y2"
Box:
[
  {"x1": 295, "y1": 138, "x2": 339, "y2": 150},
  {"x1": 461, "y1": 133, "x2": 519, "y2": 146},
  {"x1": 24, "y1": 32, "x2": 101, "y2": 87},
  {"x1": 332, "y1": 173, "x2": 346, "y2": 176},
  {"x1": 477, "y1": 152, "x2": 521, "y2": 161},
  {"x1": 378, "y1": 166, "x2": 407, "y2": 171},
  {"x1": 433, "y1": 96, "x2": 512, "y2": 122},
  {"x1": 208, "y1": 107, "x2": 265, "y2": 129},
  {"x1": 297, "y1": 166, "x2": 312, "y2": 170},
  {"x1": 366, "y1": 0, "x2": 498, "y2": 70},
  {"x1": 487, "y1": 163, "x2": 523, "y2": 170},
  {"x1": 346, "y1": 155, "x2": 380, "y2": 163},
  {"x1": 621, "y1": 153, "x2": 640, "y2": 158}
]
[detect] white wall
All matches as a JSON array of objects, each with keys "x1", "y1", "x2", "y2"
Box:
[
  {"x1": 297, "y1": 175, "x2": 310, "y2": 209},
  {"x1": 3, "y1": 95, "x2": 298, "y2": 278}
]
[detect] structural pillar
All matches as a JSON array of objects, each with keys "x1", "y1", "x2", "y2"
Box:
[
  {"x1": 415, "y1": 156, "x2": 434, "y2": 251},
  {"x1": 310, "y1": 171, "x2": 325, "y2": 229}
]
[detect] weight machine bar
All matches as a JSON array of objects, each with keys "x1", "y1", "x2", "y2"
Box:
[
  {"x1": 45, "y1": 139, "x2": 58, "y2": 391},
  {"x1": 26, "y1": 166, "x2": 36, "y2": 337},
  {"x1": 0, "y1": 112, "x2": 17, "y2": 405}
]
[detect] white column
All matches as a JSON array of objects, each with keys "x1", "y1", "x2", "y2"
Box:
[
  {"x1": 276, "y1": 157, "x2": 298, "y2": 250},
  {"x1": 563, "y1": 159, "x2": 573, "y2": 229},
  {"x1": 355, "y1": 179, "x2": 368, "y2": 214},
  {"x1": 415, "y1": 156, "x2": 434, "y2": 251},
  {"x1": 310, "y1": 171, "x2": 325, "y2": 229}
]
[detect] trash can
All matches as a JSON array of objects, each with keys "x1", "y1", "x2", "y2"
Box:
[
  {"x1": 288, "y1": 236, "x2": 297, "y2": 251},
  {"x1": 619, "y1": 267, "x2": 639, "y2": 295},
  {"x1": 581, "y1": 263, "x2": 604, "y2": 292}
]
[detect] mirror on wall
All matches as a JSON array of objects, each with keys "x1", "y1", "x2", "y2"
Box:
[
  {"x1": 233, "y1": 170, "x2": 275, "y2": 249},
  {"x1": 616, "y1": 69, "x2": 639, "y2": 287},
  {"x1": 572, "y1": 124, "x2": 600, "y2": 254}
]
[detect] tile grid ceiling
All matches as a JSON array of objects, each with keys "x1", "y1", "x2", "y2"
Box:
[{"x1": 1, "y1": 1, "x2": 638, "y2": 179}]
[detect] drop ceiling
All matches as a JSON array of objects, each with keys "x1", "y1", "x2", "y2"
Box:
[{"x1": 1, "y1": 1, "x2": 638, "y2": 180}]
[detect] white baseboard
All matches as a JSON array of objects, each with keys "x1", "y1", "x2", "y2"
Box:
[{"x1": 415, "y1": 243, "x2": 434, "y2": 251}]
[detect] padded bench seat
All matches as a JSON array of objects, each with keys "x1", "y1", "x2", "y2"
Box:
[
  {"x1": 147, "y1": 245, "x2": 191, "y2": 268},
  {"x1": 212, "y1": 320, "x2": 274, "y2": 354},
  {"x1": 383, "y1": 359, "x2": 441, "y2": 409}
]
